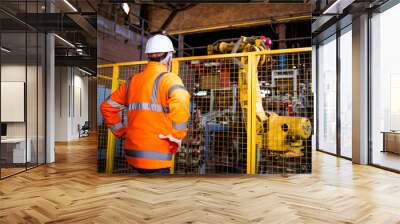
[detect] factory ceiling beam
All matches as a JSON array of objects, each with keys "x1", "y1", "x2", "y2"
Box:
[
  {"x1": 0, "y1": 8, "x2": 38, "y2": 32},
  {"x1": 67, "y1": 13, "x2": 97, "y2": 38},
  {"x1": 51, "y1": 0, "x2": 97, "y2": 42},
  {"x1": 146, "y1": 3, "x2": 310, "y2": 34},
  {"x1": 3, "y1": 13, "x2": 86, "y2": 32},
  {"x1": 167, "y1": 14, "x2": 311, "y2": 35},
  {"x1": 3, "y1": 11, "x2": 96, "y2": 48},
  {"x1": 160, "y1": 8, "x2": 178, "y2": 31},
  {"x1": 86, "y1": 0, "x2": 97, "y2": 12},
  {"x1": 159, "y1": 3, "x2": 196, "y2": 31},
  {"x1": 55, "y1": 55, "x2": 96, "y2": 69},
  {"x1": 0, "y1": 1, "x2": 96, "y2": 32}
]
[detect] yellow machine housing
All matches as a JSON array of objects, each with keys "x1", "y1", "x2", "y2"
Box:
[
  {"x1": 208, "y1": 36, "x2": 312, "y2": 158},
  {"x1": 265, "y1": 113, "x2": 312, "y2": 157}
]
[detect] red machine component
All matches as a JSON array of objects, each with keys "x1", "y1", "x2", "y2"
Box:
[
  {"x1": 260, "y1": 35, "x2": 272, "y2": 49},
  {"x1": 220, "y1": 67, "x2": 231, "y2": 88},
  {"x1": 288, "y1": 102, "x2": 293, "y2": 116}
]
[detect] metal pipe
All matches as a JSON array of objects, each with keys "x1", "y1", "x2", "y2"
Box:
[{"x1": 140, "y1": 19, "x2": 145, "y2": 60}]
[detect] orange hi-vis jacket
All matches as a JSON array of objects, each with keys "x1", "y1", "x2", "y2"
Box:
[{"x1": 100, "y1": 62, "x2": 190, "y2": 170}]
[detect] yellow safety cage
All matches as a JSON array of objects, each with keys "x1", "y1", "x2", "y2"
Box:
[{"x1": 97, "y1": 47, "x2": 312, "y2": 175}]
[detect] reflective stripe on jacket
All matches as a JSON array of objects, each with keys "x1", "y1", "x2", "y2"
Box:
[{"x1": 100, "y1": 62, "x2": 190, "y2": 169}]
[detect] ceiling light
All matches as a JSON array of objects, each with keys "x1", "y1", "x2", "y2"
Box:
[
  {"x1": 76, "y1": 49, "x2": 85, "y2": 55},
  {"x1": 63, "y1": 0, "x2": 78, "y2": 12},
  {"x1": 1, "y1": 47, "x2": 11, "y2": 53},
  {"x1": 54, "y1": 34, "x2": 75, "y2": 48},
  {"x1": 78, "y1": 68, "x2": 92, "y2": 76},
  {"x1": 122, "y1": 3, "x2": 130, "y2": 15}
]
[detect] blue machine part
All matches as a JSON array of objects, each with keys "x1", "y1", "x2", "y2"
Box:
[
  {"x1": 278, "y1": 54, "x2": 287, "y2": 70},
  {"x1": 97, "y1": 86, "x2": 111, "y2": 125},
  {"x1": 200, "y1": 110, "x2": 230, "y2": 171}
]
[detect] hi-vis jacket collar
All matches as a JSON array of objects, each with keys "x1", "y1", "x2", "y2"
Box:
[{"x1": 144, "y1": 61, "x2": 168, "y2": 73}]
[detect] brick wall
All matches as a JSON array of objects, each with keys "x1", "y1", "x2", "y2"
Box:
[{"x1": 98, "y1": 32, "x2": 144, "y2": 64}]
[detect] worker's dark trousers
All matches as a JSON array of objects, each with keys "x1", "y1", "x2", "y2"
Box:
[{"x1": 135, "y1": 168, "x2": 170, "y2": 175}]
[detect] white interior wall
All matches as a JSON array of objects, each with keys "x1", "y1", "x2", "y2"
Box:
[
  {"x1": 1, "y1": 65, "x2": 33, "y2": 138},
  {"x1": 1, "y1": 64, "x2": 45, "y2": 163},
  {"x1": 1, "y1": 65, "x2": 25, "y2": 139},
  {"x1": 54, "y1": 67, "x2": 89, "y2": 141},
  {"x1": 55, "y1": 66, "x2": 69, "y2": 141}
]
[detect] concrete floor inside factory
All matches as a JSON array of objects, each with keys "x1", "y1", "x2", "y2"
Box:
[{"x1": 0, "y1": 136, "x2": 399, "y2": 223}]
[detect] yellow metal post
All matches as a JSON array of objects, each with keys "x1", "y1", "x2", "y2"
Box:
[
  {"x1": 250, "y1": 53, "x2": 258, "y2": 174},
  {"x1": 105, "y1": 65, "x2": 120, "y2": 174},
  {"x1": 246, "y1": 55, "x2": 253, "y2": 174},
  {"x1": 169, "y1": 59, "x2": 180, "y2": 174},
  {"x1": 171, "y1": 59, "x2": 179, "y2": 76}
]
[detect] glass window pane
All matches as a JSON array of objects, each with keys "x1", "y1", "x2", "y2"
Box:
[
  {"x1": 1, "y1": 31, "x2": 27, "y2": 177},
  {"x1": 371, "y1": 3, "x2": 400, "y2": 171},
  {"x1": 0, "y1": 0, "x2": 46, "y2": 179},
  {"x1": 340, "y1": 28, "x2": 352, "y2": 158},
  {"x1": 318, "y1": 36, "x2": 337, "y2": 154}
]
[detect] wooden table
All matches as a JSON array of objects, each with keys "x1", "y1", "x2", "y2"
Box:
[{"x1": 381, "y1": 131, "x2": 400, "y2": 154}]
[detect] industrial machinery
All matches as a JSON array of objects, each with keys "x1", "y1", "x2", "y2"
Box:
[
  {"x1": 207, "y1": 36, "x2": 312, "y2": 159},
  {"x1": 175, "y1": 36, "x2": 312, "y2": 174}
]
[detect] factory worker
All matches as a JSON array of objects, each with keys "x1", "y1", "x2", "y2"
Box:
[{"x1": 101, "y1": 34, "x2": 190, "y2": 174}]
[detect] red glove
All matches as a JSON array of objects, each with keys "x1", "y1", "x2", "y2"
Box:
[
  {"x1": 168, "y1": 142, "x2": 179, "y2": 154},
  {"x1": 159, "y1": 134, "x2": 181, "y2": 154}
]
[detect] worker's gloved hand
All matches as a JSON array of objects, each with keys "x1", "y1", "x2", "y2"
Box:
[
  {"x1": 158, "y1": 134, "x2": 181, "y2": 154},
  {"x1": 113, "y1": 128, "x2": 127, "y2": 139}
]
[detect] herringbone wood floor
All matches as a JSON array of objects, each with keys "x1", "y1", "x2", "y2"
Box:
[{"x1": 1, "y1": 136, "x2": 400, "y2": 224}]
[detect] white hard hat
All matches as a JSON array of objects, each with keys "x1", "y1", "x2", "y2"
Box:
[{"x1": 145, "y1": 34, "x2": 175, "y2": 54}]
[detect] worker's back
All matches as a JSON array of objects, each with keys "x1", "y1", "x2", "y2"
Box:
[
  {"x1": 101, "y1": 61, "x2": 190, "y2": 170},
  {"x1": 101, "y1": 34, "x2": 190, "y2": 172},
  {"x1": 125, "y1": 62, "x2": 173, "y2": 169}
]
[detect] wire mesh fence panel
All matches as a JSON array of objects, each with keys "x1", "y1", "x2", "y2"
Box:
[
  {"x1": 174, "y1": 55, "x2": 250, "y2": 174},
  {"x1": 97, "y1": 67, "x2": 113, "y2": 172},
  {"x1": 98, "y1": 48, "x2": 312, "y2": 175},
  {"x1": 112, "y1": 63, "x2": 147, "y2": 174},
  {"x1": 254, "y1": 49, "x2": 313, "y2": 174}
]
